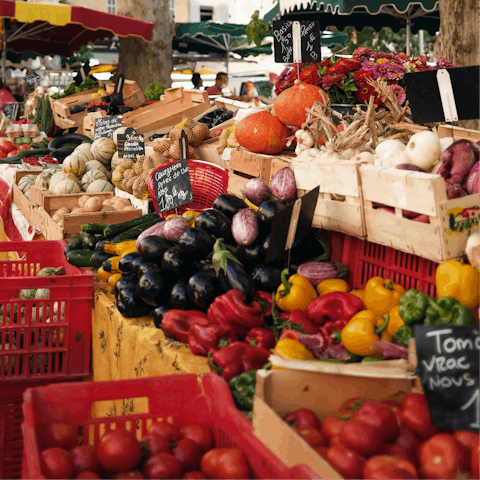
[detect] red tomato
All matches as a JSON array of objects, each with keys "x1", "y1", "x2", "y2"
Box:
[
  {"x1": 382, "y1": 444, "x2": 418, "y2": 467},
  {"x1": 179, "y1": 425, "x2": 214, "y2": 453},
  {"x1": 143, "y1": 453, "x2": 182, "y2": 479},
  {"x1": 200, "y1": 448, "x2": 251, "y2": 479},
  {"x1": 382, "y1": 399, "x2": 402, "y2": 426},
  {"x1": 339, "y1": 419, "x2": 383, "y2": 457},
  {"x1": 339, "y1": 397, "x2": 370, "y2": 417},
  {"x1": 314, "y1": 446, "x2": 329, "y2": 459},
  {"x1": 400, "y1": 404, "x2": 440, "y2": 440},
  {"x1": 294, "y1": 427, "x2": 328, "y2": 448},
  {"x1": 182, "y1": 472, "x2": 207, "y2": 479},
  {"x1": 394, "y1": 426, "x2": 423, "y2": 454},
  {"x1": 71, "y1": 445, "x2": 100, "y2": 475},
  {"x1": 284, "y1": 408, "x2": 321, "y2": 430},
  {"x1": 0, "y1": 140, "x2": 15, "y2": 153},
  {"x1": 76, "y1": 471, "x2": 101, "y2": 479},
  {"x1": 147, "y1": 423, "x2": 181, "y2": 442},
  {"x1": 42, "y1": 423, "x2": 76, "y2": 449},
  {"x1": 7, "y1": 150, "x2": 17, "y2": 157},
  {"x1": 355, "y1": 402, "x2": 400, "y2": 442},
  {"x1": 40, "y1": 447, "x2": 74, "y2": 479},
  {"x1": 419, "y1": 433, "x2": 462, "y2": 479},
  {"x1": 141, "y1": 433, "x2": 170, "y2": 458},
  {"x1": 96, "y1": 429, "x2": 142, "y2": 473},
  {"x1": 17, "y1": 144, "x2": 33, "y2": 151},
  {"x1": 364, "y1": 455, "x2": 417, "y2": 479},
  {"x1": 0, "y1": 148, "x2": 9, "y2": 159},
  {"x1": 454, "y1": 431, "x2": 479, "y2": 452},
  {"x1": 171, "y1": 438, "x2": 203, "y2": 473},
  {"x1": 114, "y1": 471, "x2": 144, "y2": 479},
  {"x1": 400, "y1": 392, "x2": 428, "y2": 411},
  {"x1": 329, "y1": 435, "x2": 345, "y2": 448},
  {"x1": 326, "y1": 445, "x2": 366, "y2": 479},
  {"x1": 320, "y1": 415, "x2": 345, "y2": 441},
  {"x1": 472, "y1": 437, "x2": 479, "y2": 478}
]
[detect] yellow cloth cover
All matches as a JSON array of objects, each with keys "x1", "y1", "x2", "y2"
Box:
[{"x1": 15, "y1": 2, "x2": 72, "y2": 26}]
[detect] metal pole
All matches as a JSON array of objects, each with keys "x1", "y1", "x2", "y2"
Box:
[
  {"x1": 225, "y1": 50, "x2": 229, "y2": 74},
  {"x1": 406, "y1": 15, "x2": 411, "y2": 56},
  {"x1": 419, "y1": 29, "x2": 425, "y2": 55},
  {"x1": 2, "y1": 19, "x2": 6, "y2": 85}
]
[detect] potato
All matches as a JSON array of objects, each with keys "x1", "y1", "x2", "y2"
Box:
[
  {"x1": 78, "y1": 195, "x2": 90, "y2": 208},
  {"x1": 103, "y1": 198, "x2": 113, "y2": 206},
  {"x1": 123, "y1": 206, "x2": 137, "y2": 211},
  {"x1": 71, "y1": 208, "x2": 84, "y2": 214},
  {"x1": 113, "y1": 200, "x2": 128, "y2": 211},
  {"x1": 55, "y1": 207, "x2": 71, "y2": 215},
  {"x1": 101, "y1": 204, "x2": 115, "y2": 212},
  {"x1": 83, "y1": 197, "x2": 102, "y2": 212},
  {"x1": 52, "y1": 212, "x2": 63, "y2": 223},
  {"x1": 114, "y1": 198, "x2": 131, "y2": 209}
]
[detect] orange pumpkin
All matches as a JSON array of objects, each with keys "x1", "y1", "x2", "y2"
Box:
[
  {"x1": 274, "y1": 82, "x2": 329, "y2": 128},
  {"x1": 235, "y1": 111, "x2": 290, "y2": 155}
]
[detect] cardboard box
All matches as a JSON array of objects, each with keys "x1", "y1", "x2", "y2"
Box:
[
  {"x1": 360, "y1": 164, "x2": 479, "y2": 263},
  {"x1": 252, "y1": 369, "x2": 414, "y2": 478}
]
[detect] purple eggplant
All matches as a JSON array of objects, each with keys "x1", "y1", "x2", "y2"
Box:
[
  {"x1": 243, "y1": 178, "x2": 273, "y2": 206},
  {"x1": 231, "y1": 208, "x2": 258, "y2": 246},
  {"x1": 270, "y1": 167, "x2": 297, "y2": 202}
]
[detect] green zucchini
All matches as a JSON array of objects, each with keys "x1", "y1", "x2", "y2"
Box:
[
  {"x1": 95, "y1": 241, "x2": 118, "y2": 254},
  {"x1": 67, "y1": 235, "x2": 84, "y2": 250},
  {"x1": 82, "y1": 233, "x2": 97, "y2": 249},
  {"x1": 66, "y1": 249, "x2": 96, "y2": 267},
  {"x1": 81, "y1": 222, "x2": 110, "y2": 234},
  {"x1": 16, "y1": 149, "x2": 51, "y2": 159},
  {"x1": 90, "y1": 251, "x2": 114, "y2": 267},
  {"x1": 111, "y1": 218, "x2": 161, "y2": 243},
  {"x1": 103, "y1": 213, "x2": 160, "y2": 238},
  {"x1": 48, "y1": 133, "x2": 92, "y2": 151}
]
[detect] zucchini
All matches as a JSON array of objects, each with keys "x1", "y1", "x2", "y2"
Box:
[
  {"x1": 108, "y1": 273, "x2": 123, "y2": 287},
  {"x1": 82, "y1": 223, "x2": 109, "y2": 234},
  {"x1": 95, "y1": 241, "x2": 118, "y2": 255},
  {"x1": 103, "y1": 255, "x2": 121, "y2": 273},
  {"x1": 115, "y1": 240, "x2": 137, "y2": 256},
  {"x1": 16, "y1": 149, "x2": 51, "y2": 159},
  {"x1": 90, "y1": 251, "x2": 114, "y2": 267},
  {"x1": 66, "y1": 249, "x2": 95, "y2": 267},
  {"x1": 82, "y1": 233, "x2": 97, "y2": 249},
  {"x1": 67, "y1": 235, "x2": 84, "y2": 251},
  {"x1": 30, "y1": 143, "x2": 45, "y2": 149},
  {"x1": 103, "y1": 213, "x2": 160, "y2": 238},
  {"x1": 96, "y1": 266, "x2": 112, "y2": 282},
  {"x1": 111, "y1": 218, "x2": 161, "y2": 243},
  {"x1": 48, "y1": 133, "x2": 92, "y2": 151}
]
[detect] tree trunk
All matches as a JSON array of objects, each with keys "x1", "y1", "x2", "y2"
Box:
[
  {"x1": 117, "y1": 0, "x2": 175, "y2": 91},
  {"x1": 434, "y1": 0, "x2": 479, "y2": 129}
]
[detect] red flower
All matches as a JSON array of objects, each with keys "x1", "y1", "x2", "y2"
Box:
[
  {"x1": 354, "y1": 81, "x2": 382, "y2": 105},
  {"x1": 397, "y1": 52, "x2": 409, "y2": 61},
  {"x1": 299, "y1": 66, "x2": 322, "y2": 85},
  {"x1": 353, "y1": 47, "x2": 373, "y2": 59},
  {"x1": 321, "y1": 72, "x2": 344, "y2": 90},
  {"x1": 286, "y1": 68, "x2": 298, "y2": 82}
]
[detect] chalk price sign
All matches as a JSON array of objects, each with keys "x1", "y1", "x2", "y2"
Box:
[
  {"x1": 273, "y1": 20, "x2": 321, "y2": 64},
  {"x1": 117, "y1": 127, "x2": 145, "y2": 159},
  {"x1": 415, "y1": 325, "x2": 480, "y2": 431},
  {"x1": 152, "y1": 159, "x2": 193, "y2": 213}
]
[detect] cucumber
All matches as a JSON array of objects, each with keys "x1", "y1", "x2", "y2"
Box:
[
  {"x1": 30, "y1": 143, "x2": 45, "y2": 149},
  {"x1": 66, "y1": 249, "x2": 96, "y2": 267},
  {"x1": 82, "y1": 233, "x2": 97, "y2": 249},
  {"x1": 67, "y1": 235, "x2": 84, "y2": 250},
  {"x1": 111, "y1": 218, "x2": 161, "y2": 243},
  {"x1": 81, "y1": 222, "x2": 110, "y2": 234},
  {"x1": 48, "y1": 133, "x2": 92, "y2": 151},
  {"x1": 103, "y1": 213, "x2": 160, "y2": 238},
  {"x1": 16, "y1": 149, "x2": 51, "y2": 159},
  {"x1": 90, "y1": 251, "x2": 114, "y2": 267}
]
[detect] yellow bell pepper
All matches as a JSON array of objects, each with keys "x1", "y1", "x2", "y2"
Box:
[
  {"x1": 182, "y1": 210, "x2": 200, "y2": 226},
  {"x1": 364, "y1": 277, "x2": 405, "y2": 316},
  {"x1": 166, "y1": 213, "x2": 177, "y2": 220},
  {"x1": 374, "y1": 307, "x2": 404, "y2": 342},
  {"x1": 341, "y1": 310, "x2": 389, "y2": 357},
  {"x1": 350, "y1": 290, "x2": 365, "y2": 303},
  {"x1": 317, "y1": 279, "x2": 349, "y2": 296},
  {"x1": 436, "y1": 260, "x2": 479, "y2": 309},
  {"x1": 272, "y1": 338, "x2": 314, "y2": 370},
  {"x1": 275, "y1": 269, "x2": 317, "y2": 312}
]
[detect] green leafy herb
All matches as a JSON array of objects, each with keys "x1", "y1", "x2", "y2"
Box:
[
  {"x1": 246, "y1": 10, "x2": 270, "y2": 49},
  {"x1": 145, "y1": 83, "x2": 165, "y2": 101}
]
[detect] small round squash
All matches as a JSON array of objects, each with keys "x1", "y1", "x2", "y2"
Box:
[
  {"x1": 83, "y1": 197, "x2": 103, "y2": 212},
  {"x1": 86, "y1": 179, "x2": 114, "y2": 193},
  {"x1": 53, "y1": 179, "x2": 81, "y2": 195}
]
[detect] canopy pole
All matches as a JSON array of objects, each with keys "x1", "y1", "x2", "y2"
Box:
[
  {"x1": 2, "y1": 19, "x2": 6, "y2": 85},
  {"x1": 406, "y1": 15, "x2": 411, "y2": 56}
]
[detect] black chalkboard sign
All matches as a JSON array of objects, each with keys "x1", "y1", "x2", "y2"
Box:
[
  {"x1": 117, "y1": 127, "x2": 145, "y2": 159},
  {"x1": 404, "y1": 66, "x2": 479, "y2": 124},
  {"x1": 25, "y1": 73, "x2": 41, "y2": 85},
  {"x1": 93, "y1": 115, "x2": 123, "y2": 140},
  {"x1": 414, "y1": 325, "x2": 480, "y2": 431},
  {"x1": 2, "y1": 102, "x2": 19, "y2": 120},
  {"x1": 273, "y1": 20, "x2": 321, "y2": 64}
]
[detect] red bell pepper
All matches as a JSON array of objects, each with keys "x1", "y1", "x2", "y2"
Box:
[
  {"x1": 306, "y1": 292, "x2": 364, "y2": 325},
  {"x1": 208, "y1": 341, "x2": 270, "y2": 382},
  {"x1": 188, "y1": 324, "x2": 237, "y2": 356},
  {"x1": 245, "y1": 327, "x2": 276, "y2": 350},
  {"x1": 161, "y1": 309, "x2": 210, "y2": 344},
  {"x1": 207, "y1": 289, "x2": 265, "y2": 337},
  {"x1": 254, "y1": 291, "x2": 272, "y2": 317},
  {"x1": 281, "y1": 309, "x2": 320, "y2": 334},
  {"x1": 321, "y1": 319, "x2": 348, "y2": 346}
]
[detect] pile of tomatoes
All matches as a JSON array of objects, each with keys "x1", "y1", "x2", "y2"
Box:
[
  {"x1": 39, "y1": 422, "x2": 252, "y2": 480},
  {"x1": 284, "y1": 393, "x2": 480, "y2": 479}
]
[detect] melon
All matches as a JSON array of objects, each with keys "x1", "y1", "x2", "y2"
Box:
[
  {"x1": 86, "y1": 179, "x2": 114, "y2": 193},
  {"x1": 85, "y1": 160, "x2": 109, "y2": 176},
  {"x1": 81, "y1": 170, "x2": 108, "y2": 191},
  {"x1": 34, "y1": 169, "x2": 55, "y2": 190},
  {"x1": 90, "y1": 137, "x2": 116, "y2": 166},
  {"x1": 113, "y1": 127, "x2": 128, "y2": 146},
  {"x1": 274, "y1": 82, "x2": 330, "y2": 128},
  {"x1": 63, "y1": 154, "x2": 86, "y2": 177},
  {"x1": 53, "y1": 179, "x2": 81, "y2": 195},
  {"x1": 111, "y1": 151, "x2": 120, "y2": 170},
  {"x1": 18, "y1": 175, "x2": 36, "y2": 194},
  {"x1": 235, "y1": 111, "x2": 289, "y2": 155},
  {"x1": 73, "y1": 146, "x2": 94, "y2": 164},
  {"x1": 49, "y1": 172, "x2": 79, "y2": 192},
  {"x1": 75, "y1": 143, "x2": 92, "y2": 154}
]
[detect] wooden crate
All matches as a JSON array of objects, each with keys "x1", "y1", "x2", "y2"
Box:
[
  {"x1": 106, "y1": 80, "x2": 146, "y2": 110},
  {"x1": 83, "y1": 111, "x2": 108, "y2": 139},
  {"x1": 360, "y1": 165, "x2": 479, "y2": 263},
  {"x1": 294, "y1": 160, "x2": 366, "y2": 238},
  {"x1": 122, "y1": 88, "x2": 211, "y2": 136},
  {"x1": 195, "y1": 138, "x2": 229, "y2": 169},
  {"x1": 437, "y1": 125, "x2": 480, "y2": 142}
]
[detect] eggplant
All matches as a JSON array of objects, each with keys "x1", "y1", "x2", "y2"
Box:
[
  {"x1": 231, "y1": 208, "x2": 259, "y2": 246},
  {"x1": 162, "y1": 247, "x2": 192, "y2": 280},
  {"x1": 195, "y1": 209, "x2": 232, "y2": 240},
  {"x1": 256, "y1": 200, "x2": 286, "y2": 236},
  {"x1": 121, "y1": 272, "x2": 138, "y2": 284},
  {"x1": 117, "y1": 287, "x2": 152, "y2": 318},
  {"x1": 290, "y1": 231, "x2": 332, "y2": 266},
  {"x1": 169, "y1": 280, "x2": 193, "y2": 310},
  {"x1": 251, "y1": 265, "x2": 284, "y2": 293},
  {"x1": 194, "y1": 258, "x2": 213, "y2": 271},
  {"x1": 118, "y1": 252, "x2": 142, "y2": 273},
  {"x1": 178, "y1": 227, "x2": 215, "y2": 255},
  {"x1": 236, "y1": 241, "x2": 264, "y2": 272},
  {"x1": 152, "y1": 304, "x2": 171, "y2": 329},
  {"x1": 114, "y1": 277, "x2": 137, "y2": 299},
  {"x1": 137, "y1": 271, "x2": 165, "y2": 306},
  {"x1": 213, "y1": 194, "x2": 248, "y2": 220},
  {"x1": 136, "y1": 262, "x2": 161, "y2": 279},
  {"x1": 138, "y1": 236, "x2": 174, "y2": 262},
  {"x1": 131, "y1": 255, "x2": 148, "y2": 276},
  {"x1": 187, "y1": 269, "x2": 221, "y2": 310}
]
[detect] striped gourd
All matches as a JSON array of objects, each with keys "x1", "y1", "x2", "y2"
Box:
[
  {"x1": 85, "y1": 160, "x2": 108, "y2": 177},
  {"x1": 18, "y1": 175, "x2": 36, "y2": 194},
  {"x1": 49, "y1": 172, "x2": 79, "y2": 192},
  {"x1": 81, "y1": 170, "x2": 108, "y2": 191},
  {"x1": 86, "y1": 179, "x2": 114, "y2": 193},
  {"x1": 73, "y1": 147, "x2": 94, "y2": 164},
  {"x1": 90, "y1": 137, "x2": 116, "y2": 167},
  {"x1": 53, "y1": 179, "x2": 81, "y2": 195},
  {"x1": 63, "y1": 154, "x2": 86, "y2": 177},
  {"x1": 34, "y1": 169, "x2": 55, "y2": 190}
]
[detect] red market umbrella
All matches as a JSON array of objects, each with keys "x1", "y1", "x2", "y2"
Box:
[{"x1": 0, "y1": 0, "x2": 153, "y2": 59}]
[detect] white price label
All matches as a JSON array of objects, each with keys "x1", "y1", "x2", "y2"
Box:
[{"x1": 392, "y1": 181, "x2": 407, "y2": 207}]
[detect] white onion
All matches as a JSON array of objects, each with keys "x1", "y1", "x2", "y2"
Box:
[{"x1": 405, "y1": 131, "x2": 442, "y2": 170}]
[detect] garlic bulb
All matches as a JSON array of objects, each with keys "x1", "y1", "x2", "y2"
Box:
[
  {"x1": 295, "y1": 129, "x2": 314, "y2": 149},
  {"x1": 352, "y1": 152, "x2": 376, "y2": 164}
]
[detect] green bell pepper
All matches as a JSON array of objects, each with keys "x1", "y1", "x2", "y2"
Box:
[
  {"x1": 229, "y1": 369, "x2": 256, "y2": 411},
  {"x1": 392, "y1": 325, "x2": 414, "y2": 346},
  {"x1": 424, "y1": 297, "x2": 477, "y2": 327},
  {"x1": 362, "y1": 356, "x2": 384, "y2": 362},
  {"x1": 399, "y1": 289, "x2": 434, "y2": 325}
]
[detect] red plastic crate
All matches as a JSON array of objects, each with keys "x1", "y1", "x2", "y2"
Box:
[
  {"x1": 21, "y1": 373, "x2": 318, "y2": 480},
  {"x1": 148, "y1": 160, "x2": 229, "y2": 217},
  {"x1": 0, "y1": 241, "x2": 93, "y2": 381}
]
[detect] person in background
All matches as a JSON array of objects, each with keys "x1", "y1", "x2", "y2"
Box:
[
  {"x1": 239, "y1": 81, "x2": 274, "y2": 106},
  {"x1": 206, "y1": 72, "x2": 228, "y2": 96},
  {"x1": 192, "y1": 73, "x2": 203, "y2": 89}
]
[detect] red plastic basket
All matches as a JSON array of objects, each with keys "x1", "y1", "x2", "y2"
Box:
[
  {"x1": 0, "y1": 241, "x2": 93, "y2": 382},
  {"x1": 22, "y1": 373, "x2": 317, "y2": 480},
  {"x1": 147, "y1": 159, "x2": 229, "y2": 217}
]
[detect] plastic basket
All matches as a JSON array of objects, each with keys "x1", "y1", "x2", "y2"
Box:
[
  {"x1": 0, "y1": 241, "x2": 93, "y2": 382},
  {"x1": 22, "y1": 373, "x2": 317, "y2": 480},
  {"x1": 148, "y1": 159, "x2": 229, "y2": 217}
]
